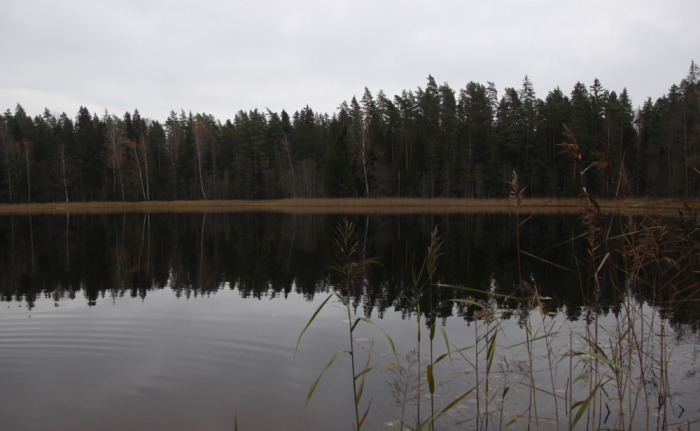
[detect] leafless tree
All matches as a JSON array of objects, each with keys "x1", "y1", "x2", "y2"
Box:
[
  {"x1": 22, "y1": 140, "x2": 31, "y2": 202},
  {"x1": 281, "y1": 135, "x2": 296, "y2": 197},
  {"x1": 164, "y1": 112, "x2": 182, "y2": 199},
  {"x1": 193, "y1": 115, "x2": 212, "y2": 200},
  {"x1": 56, "y1": 144, "x2": 72, "y2": 202},
  {"x1": 348, "y1": 98, "x2": 371, "y2": 196},
  {"x1": 129, "y1": 132, "x2": 150, "y2": 200}
]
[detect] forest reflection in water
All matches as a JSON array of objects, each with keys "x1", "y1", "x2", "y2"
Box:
[
  {"x1": 2, "y1": 210, "x2": 697, "y2": 325},
  {"x1": 1, "y1": 211, "x2": 700, "y2": 431},
  {"x1": 0, "y1": 211, "x2": 594, "y2": 318}
]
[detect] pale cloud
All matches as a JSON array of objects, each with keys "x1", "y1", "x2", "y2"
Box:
[{"x1": 1, "y1": 0, "x2": 698, "y2": 121}]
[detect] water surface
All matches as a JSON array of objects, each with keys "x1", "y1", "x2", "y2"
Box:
[{"x1": 1, "y1": 212, "x2": 698, "y2": 430}]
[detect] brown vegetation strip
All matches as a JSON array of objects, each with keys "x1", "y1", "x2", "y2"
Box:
[{"x1": 0, "y1": 197, "x2": 697, "y2": 215}]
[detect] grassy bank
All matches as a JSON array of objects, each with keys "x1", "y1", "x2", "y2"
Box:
[{"x1": 0, "y1": 197, "x2": 697, "y2": 215}]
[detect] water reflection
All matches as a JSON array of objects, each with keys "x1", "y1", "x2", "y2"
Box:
[
  {"x1": 2, "y1": 211, "x2": 593, "y2": 319},
  {"x1": 1, "y1": 211, "x2": 699, "y2": 431}
]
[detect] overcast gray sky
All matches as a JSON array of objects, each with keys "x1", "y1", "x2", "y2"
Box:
[{"x1": 1, "y1": 0, "x2": 698, "y2": 122}]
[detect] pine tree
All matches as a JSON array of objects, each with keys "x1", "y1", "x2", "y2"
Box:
[{"x1": 323, "y1": 124, "x2": 354, "y2": 197}]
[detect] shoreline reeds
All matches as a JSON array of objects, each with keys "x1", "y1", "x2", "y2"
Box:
[{"x1": 295, "y1": 127, "x2": 700, "y2": 430}]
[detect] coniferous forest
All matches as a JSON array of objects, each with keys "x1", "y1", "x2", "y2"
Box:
[{"x1": 1, "y1": 62, "x2": 699, "y2": 204}]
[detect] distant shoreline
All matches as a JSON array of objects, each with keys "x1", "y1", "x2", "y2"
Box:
[{"x1": 0, "y1": 197, "x2": 696, "y2": 215}]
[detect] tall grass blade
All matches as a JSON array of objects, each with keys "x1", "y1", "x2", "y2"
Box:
[
  {"x1": 437, "y1": 283, "x2": 514, "y2": 298},
  {"x1": 304, "y1": 349, "x2": 350, "y2": 410},
  {"x1": 355, "y1": 342, "x2": 374, "y2": 404},
  {"x1": 408, "y1": 387, "x2": 477, "y2": 431},
  {"x1": 502, "y1": 408, "x2": 529, "y2": 430},
  {"x1": 432, "y1": 386, "x2": 477, "y2": 422},
  {"x1": 357, "y1": 399, "x2": 373, "y2": 429},
  {"x1": 294, "y1": 293, "x2": 334, "y2": 359},
  {"x1": 572, "y1": 372, "x2": 598, "y2": 385},
  {"x1": 571, "y1": 383, "x2": 601, "y2": 428},
  {"x1": 357, "y1": 316, "x2": 399, "y2": 363},
  {"x1": 449, "y1": 298, "x2": 487, "y2": 308},
  {"x1": 486, "y1": 331, "x2": 497, "y2": 374},
  {"x1": 427, "y1": 364, "x2": 434, "y2": 395},
  {"x1": 354, "y1": 362, "x2": 401, "y2": 380},
  {"x1": 573, "y1": 352, "x2": 634, "y2": 382},
  {"x1": 433, "y1": 324, "x2": 452, "y2": 364}
]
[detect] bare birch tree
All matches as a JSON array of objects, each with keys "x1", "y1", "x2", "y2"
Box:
[
  {"x1": 22, "y1": 140, "x2": 31, "y2": 202},
  {"x1": 348, "y1": 97, "x2": 371, "y2": 196},
  {"x1": 164, "y1": 111, "x2": 181, "y2": 199},
  {"x1": 281, "y1": 135, "x2": 296, "y2": 197},
  {"x1": 129, "y1": 132, "x2": 150, "y2": 200},
  {"x1": 56, "y1": 144, "x2": 72, "y2": 202},
  {"x1": 193, "y1": 115, "x2": 212, "y2": 200}
]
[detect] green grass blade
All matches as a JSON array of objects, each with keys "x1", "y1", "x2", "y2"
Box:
[
  {"x1": 437, "y1": 284, "x2": 514, "y2": 298},
  {"x1": 431, "y1": 386, "x2": 477, "y2": 422},
  {"x1": 513, "y1": 382, "x2": 567, "y2": 400},
  {"x1": 572, "y1": 372, "x2": 598, "y2": 384},
  {"x1": 351, "y1": 317, "x2": 362, "y2": 332},
  {"x1": 573, "y1": 352, "x2": 634, "y2": 382},
  {"x1": 434, "y1": 324, "x2": 452, "y2": 364},
  {"x1": 410, "y1": 387, "x2": 479, "y2": 431},
  {"x1": 519, "y1": 250, "x2": 575, "y2": 272},
  {"x1": 293, "y1": 293, "x2": 334, "y2": 360},
  {"x1": 486, "y1": 331, "x2": 497, "y2": 374},
  {"x1": 357, "y1": 317, "x2": 399, "y2": 363},
  {"x1": 416, "y1": 304, "x2": 421, "y2": 342},
  {"x1": 446, "y1": 298, "x2": 485, "y2": 308},
  {"x1": 357, "y1": 398, "x2": 373, "y2": 429},
  {"x1": 304, "y1": 349, "x2": 350, "y2": 410},
  {"x1": 427, "y1": 364, "x2": 435, "y2": 394},
  {"x1": 502, "y1": 332, "x2": 559, "y2": 350},
  {"x1": 355, "y1": 342, "x2": 374, "y2": 405},
  {"x1": 502, "y1": 408, "x2": 529, "y2": 430},
  {"x1": 437, "y1": 343, "x2": 478, "y2": 363},
  {"x1": 354, "y1": 363, "x2": 401, "y2": 381},
  {"x1": 571, "y1": 383, "x2": 600, "y2": 429}
]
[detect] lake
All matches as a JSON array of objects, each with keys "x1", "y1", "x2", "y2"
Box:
[{"x1": 0, "y1": 211, "x2": 698, "y2": 430}]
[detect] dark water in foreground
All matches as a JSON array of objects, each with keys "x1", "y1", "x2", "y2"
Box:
[{"x1": 0, "y1": 212, "x2": 699, "y2": 430}]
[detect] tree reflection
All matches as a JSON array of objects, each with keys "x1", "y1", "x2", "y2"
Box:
[{"x1": 3, "y1": 211, "x2": 685, "y2": 324}]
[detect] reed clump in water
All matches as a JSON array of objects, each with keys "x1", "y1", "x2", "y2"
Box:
[
  {"x1": 294, "y1": 217, "x2": 400, "y2": 431},
  {"x1": 297, "y1": 126, "x2": 700, "y2": 430}
]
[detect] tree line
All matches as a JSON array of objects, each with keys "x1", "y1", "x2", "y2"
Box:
[{"x1": 1, "y1": 61, "x2": 699, "y2": 203}]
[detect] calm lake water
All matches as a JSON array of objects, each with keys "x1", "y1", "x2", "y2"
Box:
[{"x1": 1, "y1": 211, "x2": 698, "y2": 430}]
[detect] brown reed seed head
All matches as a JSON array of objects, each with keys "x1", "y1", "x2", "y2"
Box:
[
  {"x1": 509, "y1": 170, "x2": 527, "y2": 208},
  {"x1": 329, "y1": 217, "x2": 377, "y2": 291},
  {"x1": 591, "y1": 138, "x2": 616, "y2": 181},
  {"x1": 426, "y1": 225, "x2": 443, "y2": 278},
  {"x1": 558, "y1": 124, "x2": 582, "y2": 165},
  {"x1": 580, "y1": 192, "x2": 605, "y2": 239}
]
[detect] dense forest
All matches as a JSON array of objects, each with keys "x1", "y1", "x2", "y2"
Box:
[{"x1": 1, "y1": 62, "x2": 699, "y2": 203}]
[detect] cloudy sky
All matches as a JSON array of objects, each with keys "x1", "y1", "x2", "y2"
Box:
[{"x1": 1, "y1": 0, "x2": 698, "y2": 122}]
